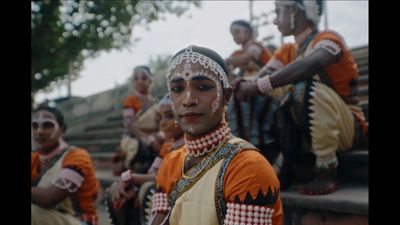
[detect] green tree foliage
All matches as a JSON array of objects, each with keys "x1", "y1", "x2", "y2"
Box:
[
  {"x1": 31, "y1": 0, "x2": 200, "y2": 94},
  {"x1": 149, "y1": 54, "x2": 172, "y2": 99}
]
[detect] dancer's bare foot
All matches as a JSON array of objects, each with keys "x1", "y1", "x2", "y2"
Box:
[{"x1": 299, "y1": 167, "x2": 339, "y2": 195}]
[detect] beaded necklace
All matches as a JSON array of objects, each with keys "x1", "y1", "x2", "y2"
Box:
[{"x1": 184, "y1": 122, "x2": 231, "y2": 158}]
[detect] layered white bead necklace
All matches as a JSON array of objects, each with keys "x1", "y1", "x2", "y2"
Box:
[{"x1": 185, "y1": 123, "x2": 231, "y2": 157}]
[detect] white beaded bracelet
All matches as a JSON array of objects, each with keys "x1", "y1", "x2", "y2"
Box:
[
  {"x1": 121, "y1": 169, "x2": 132, "y2": 182},
  {"x1": 257, "y1": 75, "x2": 273, "y2": 93}
]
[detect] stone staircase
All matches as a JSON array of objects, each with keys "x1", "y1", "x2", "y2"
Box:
[{"x1": 65, "y1": 110, "x2": 124, "y2": 187}]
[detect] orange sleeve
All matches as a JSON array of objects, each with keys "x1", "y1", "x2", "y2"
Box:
[
  {"x1": 271, "y1": 43, "x2": 297, "y2": 65},
  {"x1": 260, "y1": 47, "x2": 272, "y2": 65},
  {"x1": 31, "y1": 152, "x2": 40, "y2": 182},
  {"x1": 156, "y1": 147, "x2": 185, "y2": 194},
  {"x1": 312, "y1": 31, "x2": 358, "y2": 96},
  {"x1": 62, "y1": 148, "x2": 100, "y2": 215},
  {"x1": 123, "y1": 95, "x2": 142, "y2": 112},
  {"x1": 62, "y1": 148, "x2": 95, "y2": 177},
  {"x1": 159, "y1": 142, "x2": 172, "y2": 159},
  {"x1": 223, "y1": 150, "x2": 283, "y2": 225},
  {"x1": 248, "y1": 42, "x2": 272, "y2": 66},
  {"x1": 312, "y1": 31, "x2": 347, "y2": 52}
]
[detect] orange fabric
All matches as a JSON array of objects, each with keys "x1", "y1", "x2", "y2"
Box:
[
  {"x1": 123, "y1": 95, "x2": 143, "y2": 113},
  {"x1": 250, "y1": 41, "x2": 272, "y2": 66},
  {"x1": 156, "y1": 147, "x2": 283, "y2": 225},
  {"x1": 156, "y1": 147, "x2": 186, "y2": 193},
  {"x1": 271, "y1": 31, "x2": 359, "y2": 98},
  {"x1": 31, "y1": 152, "x2": 40, "y2": 183},
  {"x1": 352, "y1": 108, "x2": 369, "y2": 136},
  {"x1": 223, "y1": 151, "x2": 279, "y2": 201},
  {"x1": 31, "y1": 147, "x2": 100, "y2": 216},
  {"x1": 159, "y1": 142, "x2": 172, "y2": 159},
  {"x1": 311, "y1": 31, "x2": 358, "y2": 97},
  {"x1": 223, "y1": 150, "x2": 283, "y2": 225},
  {"x1": 271, "y1": 43, "x2": 297, "y2": 66}
]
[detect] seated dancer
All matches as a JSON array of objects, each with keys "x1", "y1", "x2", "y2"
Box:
[
  {"x1": 112, "y1": 65, "x2": 162, "y2": 176},
  {"x1": 225, "y1": 19, "x2": 272, "y2": 78},
  {"x1": 225, "y1": 20, "x2": 282, "y2": 176},
  {"x1": 31, "y1": 106, "x2": 100, "y2": 225},
  {"x1": 150, "y1": 45, "x2": 283, "y2": 225},
  {"x1": 236, "y1": 0, "x2": 368, "y2": 195},
  {"x1": 107, "y1": 94, "x2": 185, "y2": 225}
]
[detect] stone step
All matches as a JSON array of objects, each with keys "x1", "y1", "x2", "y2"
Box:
[
  {"x1": 354, "y1": 56, "x2": 368, "y2": 67},
  {"x1": 65, "y1": 128, "x2": 124, "y2": 141},
  {"x1": 85, "y1": 121, "x2": 123, "y2": 132},
  {"x1": 281, "y1": 184, "x2": 368, "y2": 215},
  {"x1": 70, "y1": 138, "x2": 120, "y2": 152},
  {"x1": 357, "y1": 65, "x2": 368, "y2": 76},
  {"x1": 338, "y1": 151, "x2": 368, "y2": 184},
  {"x1": 106, "y1": 115, "x2": 123, "y2": 122},
  {"x1": 358, "y1": 74, "x2": 368, "y2": 86},
  {"x1": 352, "y1": 53, "x2": 368, "y2": 63},
  {"x1": 282, "y1": 184, "x2": 368, "y2": 224},
  {"x1": 351, "y1": 46, "x2": 368, "y2": 59},
  {"x1": 96, "y1": 169, "x2": 118, "y2": 188},
  {"x1": 291, "y1": 150, "x2": 368, "y2": 184},
  {"x1": 358, "y1": 85, "x2": 368, "y2": 97},
  {"x1": 90, "y1": 152, "x2": 115, "y2": 171}
]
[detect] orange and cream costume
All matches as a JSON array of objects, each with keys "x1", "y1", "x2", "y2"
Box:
[
  {"x1": 152, "y1": 136, "x2": 283, "y2": 225},
  {"x1": 31, "y1": 145, "x2": 99, "y2": 225},
  {"x1": 155, "y1": 45, "x2": 283, "y2": 225},
  {"x1": 120, "y1": 94, "x2": 158, "y2": 171},
  {"x1": 258, "y1": 29, "x2": 368, "y2": 168}
]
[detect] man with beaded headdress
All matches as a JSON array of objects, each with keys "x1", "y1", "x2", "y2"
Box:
[
  {"x1": 235, "y1": 0, "x2": 368, "y2": 195},
  {"x1": 148, "y1": 45, "x2": 283, "y2": 225}
]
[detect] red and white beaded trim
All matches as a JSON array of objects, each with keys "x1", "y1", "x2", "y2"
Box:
[
  {"x1": 151, "y1": 192, "x2": 171, "y2": 213},
  {"x1": 185, "y1": 123, "x2": 231, "y2": 157},
  {"x1": 314, "y1": 39, "x2": 342, "y2": 56},
  {"x1": 257, "y1": 75, "x2": 273, "y2": 94},
  {"x1": 224, "y1": 202, "x2": 275, "y2": 225}
]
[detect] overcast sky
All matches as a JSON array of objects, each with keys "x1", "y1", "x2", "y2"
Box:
[{"x1": 35, "y1": 0, "x2": 368, "y2": 103}]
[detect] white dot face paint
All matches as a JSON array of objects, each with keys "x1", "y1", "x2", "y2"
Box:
[
  {"x1": 211, "y1": 91, "x2": 221, "y2": 115},
  {"x1": 32, "y1": 111, "x2": 60, "y2": 139},
  {"x1": 166, "y1": 46, "x2": 231, "y2": 137}
]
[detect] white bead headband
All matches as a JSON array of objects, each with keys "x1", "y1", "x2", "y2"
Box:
[{"x1": 166, "y1": 46, "x2": 231, "y2": 91}]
